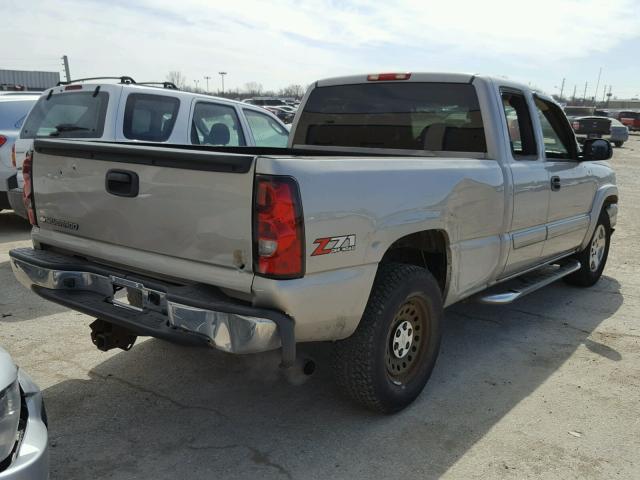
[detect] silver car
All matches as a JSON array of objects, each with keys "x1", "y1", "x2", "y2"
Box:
[
  {"x1": 0, "y1": 94, "x2": 39, "y2": 212},
  {"x1": 0, "y1": 348, "x2": 48, "y2": 479}
]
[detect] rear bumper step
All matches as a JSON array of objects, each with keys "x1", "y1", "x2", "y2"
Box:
[
  {"x1": 477, "y1": 259, "x2": 581, "y2": 305},
  {"x1": 9, "y1": 247, "x2": 296, "y2": 366}
]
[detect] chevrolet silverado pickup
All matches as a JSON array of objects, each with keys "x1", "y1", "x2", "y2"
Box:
[{"x1": 10, "y1": 73, "x2": 618, "y2": 413}]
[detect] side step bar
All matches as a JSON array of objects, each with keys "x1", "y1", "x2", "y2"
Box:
[{"x1": 477, "y1": 260, "x2": 581, "y2": 305}]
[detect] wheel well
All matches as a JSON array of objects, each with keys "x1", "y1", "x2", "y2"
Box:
[
  {"x1": 380, "y1": 230, "x2": 449, "y2": 293},
  {"x1": 603, "y1": 195, "x2": 618, "y2": 207}
]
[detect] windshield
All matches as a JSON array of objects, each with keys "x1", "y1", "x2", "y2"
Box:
[
  {"x1": 0, "y1": 99, "x2": 37, "y2": 130},
  {"x1": 293, "y1": 82, "x2": 486, "y2": 153},
  {"x1": 20, "y1": 91, "x2": 109, "y2": 139}
]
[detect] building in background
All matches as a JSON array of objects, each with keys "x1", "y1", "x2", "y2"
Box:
[
  {"x1": 0, "y1": 69, "x2": 60, "y2": 91},
  {"x1": 606, "y1": 99, "x2": 640, "y2": 109}
]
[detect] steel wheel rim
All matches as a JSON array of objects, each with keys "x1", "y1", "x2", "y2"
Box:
[
  {"x1": 589, "y1": 224, "x2": 607, "y2": 272},
  {"x1": 385, "y1": 296, "x2": 428, "y2": 385}
]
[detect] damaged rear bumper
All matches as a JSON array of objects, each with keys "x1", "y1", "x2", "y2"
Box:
[{"x1": 9, "y1": 247, "x2": 295, "y2": 366}]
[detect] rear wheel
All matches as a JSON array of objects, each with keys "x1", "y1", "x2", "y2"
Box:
[
  {"x1": 564, "y1": 210, "x2": 611, "y2": 287},
  {"x1": 333, "y1": 263, "x2": 443, "y2": 413},
  {"x1": 614, "y1": 141, "x2": 623, "y2": 148}
]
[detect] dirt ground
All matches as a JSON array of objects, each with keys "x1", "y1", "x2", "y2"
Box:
[{"x1": 1, "y1": 136, "x2": 639, "y2": 480}]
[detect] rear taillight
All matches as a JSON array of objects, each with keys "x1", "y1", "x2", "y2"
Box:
[
  {"x1": 11, "y1": 144, "x2": 16, "y2": 167},
  {"x1": 0, "y1": 135, "x2": 6, "y2": 148},
  {"x1": 22, "y1": 150, "x2": 37, "y2": 226},
  {"x1": 254, "y1": 175, "x2": 304, "y2": 279}
]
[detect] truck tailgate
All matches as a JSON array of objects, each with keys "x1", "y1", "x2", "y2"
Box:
[{"x1": 31, "y1": 140, "x2": 256, "y2": 281}]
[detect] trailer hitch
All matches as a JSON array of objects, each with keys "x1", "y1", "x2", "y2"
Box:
[{"x1": 90, "y1": 319, "x2": 137, "y2": 352}]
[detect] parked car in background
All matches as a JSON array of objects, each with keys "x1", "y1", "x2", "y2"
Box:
[
  {"x1": 571, "y1": 116, "x2": 629, "y2": 147},
  {"x1": 617, "y1": 111, "x2": 640, "y2": 131},
  {"x1": 10, "y1": 72, "x2": 617, "y2": 413},
  {"x1": 275, "y1": 105, "x2": 298, "y2": 114},
  {"x1": 0, "y1": 94, "x2": 39, "y2": 212},
  {"x1": 0, "y1": 347, "x2": 48, "y2": 479},
  {"x1": 243, "y1": 97, "x2": 289, "y2": 107},
  {"x1": 594, "y1": 109, "x2": 612, "y2": 117},
  {"x1": 563, "y1": 106, "x2": 595, "y2": 119},
  {"x1": 265, "y1": 106, "x2": 295, "y2": 124},
  {"x1": 9, "y1": 77, "x2": 289, "y2": 218}
]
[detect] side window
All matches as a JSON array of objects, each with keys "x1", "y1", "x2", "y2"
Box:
[
  {"x1": 243, "y1": 109, "x2": 288, "y2": 147},
  {"x1": 534, "y1": 97, "x2": 575, "y2": 160},
  {"x1": 123, "y1": 94, "x2": 179, "y2": 142},
  {"x1": 191, "y1": 102, "x2": 245, "y2": 146},
  {"x1": 501, "y1": 90, "x2": 537, "y2": 158}
]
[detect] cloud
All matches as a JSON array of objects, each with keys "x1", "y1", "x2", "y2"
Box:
[{"x1": 3, "y1": 0, "x2": 640, "y2": 92}]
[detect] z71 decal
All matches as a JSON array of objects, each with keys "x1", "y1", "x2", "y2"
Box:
[{"x1": 311, "y1": 235, "x2": 356, "y2": 256}]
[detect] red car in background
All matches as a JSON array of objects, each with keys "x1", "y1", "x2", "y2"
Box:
[{"x1": 618, "y1": 111, "x2": 640, "y2": 131}]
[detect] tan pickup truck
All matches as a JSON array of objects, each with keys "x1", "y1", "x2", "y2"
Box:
[{"x1": 11, "y1": 73, "x2": 618, "y2": 412}]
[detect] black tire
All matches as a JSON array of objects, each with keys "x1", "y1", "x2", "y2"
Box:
[
  {"x1": 333, "y1": 262, "x2": 443, "y2": 413},
  {"x1": 564, "y1": 210, "x2": 611, "y2": 287},
  {"x1": 614, "y1": 141, "x2": 623, "y2": 148}
]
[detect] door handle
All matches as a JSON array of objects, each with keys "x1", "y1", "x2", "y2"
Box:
[
  {"x1": 550, "y1": 176, "x2": 561, "y2": 191},
  {"x1": 106, "y1": 169, "x2": 139, "y2": 197}
]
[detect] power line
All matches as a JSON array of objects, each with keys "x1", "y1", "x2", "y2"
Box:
[{"x1": 593, "y1": 67, "x2": 602, "y2": 107}]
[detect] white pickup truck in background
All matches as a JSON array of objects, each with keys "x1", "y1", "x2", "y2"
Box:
[{"x1": 10, "y1": 72, "x2": 617, "y2": 413}]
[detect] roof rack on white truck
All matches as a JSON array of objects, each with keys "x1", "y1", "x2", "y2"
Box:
[{"x1": 57, "y1": 76, "x2": 179, "y2": 90}]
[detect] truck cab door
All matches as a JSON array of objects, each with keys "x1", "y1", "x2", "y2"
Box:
[
  {"x1": 533, "y1": 96, "x2": 597, "y2": 258},
  {"x1": 499, "y1": 88, "x2": 551, "y2": 277}
]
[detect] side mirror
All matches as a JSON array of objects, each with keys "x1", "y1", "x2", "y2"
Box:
[{"x1": 581, "y1": 138, "x2": 612, "y2": 161}]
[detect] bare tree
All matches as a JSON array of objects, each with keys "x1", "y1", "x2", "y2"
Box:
[
  {"x1": 166, "y1": 71, "x2": 187, "y2": 89},
  {"x1": 279, "y1": 84, "x2": 305, "y2": 98},
  {"x1": 244, "y1": 82, "x2": 263, "y2": 96}
]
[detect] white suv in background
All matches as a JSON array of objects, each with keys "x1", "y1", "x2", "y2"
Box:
[
  {"x1": 9, "y1": 77, "x2": 290, "y2": 218},
  {"x1": 0, "y1": 93, "x2": 40, "y2": 213}
]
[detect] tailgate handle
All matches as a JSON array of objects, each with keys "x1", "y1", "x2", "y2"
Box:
[{"x1": 106, "y1": 170, "x2": 139, "y2": 197}]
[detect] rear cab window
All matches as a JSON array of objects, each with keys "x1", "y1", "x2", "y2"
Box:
[
  {"x1": 20, "y1": 92, "x2": 109, "y2": 139},
  {"x1": 123, "y1": 94, "x2": 180, "y2": 141},
  {"x1": 293, "y1": 82, "x2": 486, "y2": 153},
  {"x1": 243, "y1": 109, "x2": 288, "y2": 147}
]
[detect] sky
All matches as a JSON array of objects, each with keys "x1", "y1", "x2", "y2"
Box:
[{"x1": 2, "y1": 0, "x2": 640, "y2": 99}]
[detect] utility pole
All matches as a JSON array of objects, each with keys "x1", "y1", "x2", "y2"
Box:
[
  {"x1": 204, "y1": 75, "x2": 211, "y2": 93},
  {"x1": 571, "y1": 84, "x2": 577, "y2": 103},
  {"x1": 218, "y1": 72, "x2": 227, "y2": 95},
  {"x1": 61, "y1": 55, "x2": 71, "y2": 82},
  {"x1": 559, "y1": 77, "x2": 565, "y2": 100},
  {"x1": 582, "y1": 82, "x2": 588, "y2": 103},
  {"x1": 593, "y1": 67, "x2": 602, "y2": 107},
  {"x1": 193, "y1": 79, "x2": 199, "y2": 92}
]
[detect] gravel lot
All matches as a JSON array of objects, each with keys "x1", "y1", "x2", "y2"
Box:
[{"x1": 1, "y1": 136, "x2": 639, "y2": 480}]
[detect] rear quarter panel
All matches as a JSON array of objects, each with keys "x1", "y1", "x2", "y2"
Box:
[{"x1": 254, "y1": 155, "x2": 505, "y2": 340}]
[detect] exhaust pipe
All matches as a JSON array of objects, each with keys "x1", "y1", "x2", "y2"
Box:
[{"x1": 282, "y1": 357, "x2": 316, "y2": 385}]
